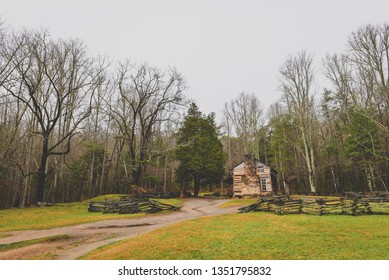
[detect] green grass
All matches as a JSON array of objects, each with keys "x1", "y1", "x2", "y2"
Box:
[
  {"x1": 0, "y1": 235, "x2": 72, "y2": 252},
  {"x1": 86, "y1": 194, "x2": 130, "y2": 202},
  {"x1": 220, "y1": 198, "x2": 257, "y2": 208},
  {"x1": 81, "y1": 212, "x2": 389, "y2": 260},
  {"x1": 0, "y1": 195, "x2": 184, "y2": 232},
  {"x1": 30, "y1": 252, "x2": 58, "y2": 260}
]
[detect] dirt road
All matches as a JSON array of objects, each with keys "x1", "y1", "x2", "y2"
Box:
[{"x1": 0, "y1": 199, "x2": 238, "y2": 260}]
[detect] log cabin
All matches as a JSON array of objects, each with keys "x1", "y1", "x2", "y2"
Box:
[{"x1": 233, "y1": 154, "x2": 277, "y2": 197}]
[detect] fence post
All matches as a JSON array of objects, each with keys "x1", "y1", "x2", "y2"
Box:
[
  {"x1": 340, "y1": 198, "x2": 345, "y2": 215},
  {"x1": 351, "y1": 198, "x2": 358, "y2": 216},
  {"x1": 299, "y1": 199, "x2": 303, "y2": 214},
  {"x1": 316, "y1": 198, "x2": 325, "y2": 216},
  {"x1": 364, "y1": 200, "x2": 372, "y2": 214}
]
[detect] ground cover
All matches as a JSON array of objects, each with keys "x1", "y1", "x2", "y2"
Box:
[
  {"x1": 0, "y1": 195, "x2": 183, "y2": 232},
  {"x1": 82, "y1": 212, "x2": 389, "y2": 260},
  {"x1": 0, "y1": 235, "x2": 71, "y2": 252},
  {"x1": 219, "y1": 198, "x2": 257, "y2": 208}
]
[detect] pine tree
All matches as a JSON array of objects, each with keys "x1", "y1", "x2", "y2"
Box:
[
  {"x1": 345, "y1": 109, "x2": 383, "y2": 192},
  {"x1": 175, "y1": 103, "x2": 225, "y2": 197}
]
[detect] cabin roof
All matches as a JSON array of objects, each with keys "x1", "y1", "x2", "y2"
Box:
[
  {"x1": 232, "y1": 159, "x2": 267, "y2": 170},
  {"x1": 232, "y1": 159, "x2": 277, "y2": 174}
]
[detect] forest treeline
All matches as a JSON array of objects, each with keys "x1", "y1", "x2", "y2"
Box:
[{"x1": 0, "y1": 21, "x2": 388, "y2": 208}]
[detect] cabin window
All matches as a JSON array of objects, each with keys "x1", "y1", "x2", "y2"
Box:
[
  {"x1": 258, "y1": 167, "x2": 264, "y2": 172},
  {"x1": 261, "y1": 178, "x2": 267, "y2": 191}
]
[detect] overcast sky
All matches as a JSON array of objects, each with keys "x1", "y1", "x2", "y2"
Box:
[{"x1": 1, "y1": 0, "x2": 389, "y2": 119}]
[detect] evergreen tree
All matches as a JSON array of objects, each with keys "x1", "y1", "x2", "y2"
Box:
[
  {"x1": 269, "y1": 112, "x2": 296, "y2": 195},
  {"x1": 175, "y1": 103, "x2": 225, "y2": 197},
  {"x1": 345, "y1": 109, "x2": 383, "y2": 192}
]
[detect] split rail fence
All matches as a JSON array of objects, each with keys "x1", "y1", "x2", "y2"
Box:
[
  {"x1": 239, "y1": 194, "x2": 389, "y2": 216},
  {"x1": 88, "y1": 197, "x2": 180, "y2": 214}
]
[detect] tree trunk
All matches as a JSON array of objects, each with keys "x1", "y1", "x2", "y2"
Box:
[
  {"x1": 365, "y1": 162, "x2": 375, "y2": 193},
  {"x1": 99, "y1": 151, "x2": 107, "y2": 196},
  {"x1": 132, "y1": 165, "x2": 142, "y2": 187},
  {"x1": 37, "y1": 137, "x2": 49, "y2": 202},
  {"x1": 88, "y1": 152, "x2": 96, "y2": 198},
  {"x1": 330, "y1": 166, "x2": 338, "y2": 193},
  {"x1": 193, "y1": 176, "x2": 200, "y2": 197},
  {"x1": 301, "y1": 128, "x2": 316, "y2": 193},
  {"x1": 155, "y1": 156, "x2": 160, "y2": 192},
  {"x1": 283, "y1": 180, "x2": 290, "y2": 198},
  {"x1": 49, "y1": 157, "x2": 59, "y2": 203},
  {"x1": 20, "y1": 132, "x2": 35, "y2": 207},
  {"x1": 163, "y1": 154, "x2": 168, "y2": 193}
]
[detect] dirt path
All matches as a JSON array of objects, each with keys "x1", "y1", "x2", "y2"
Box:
[{"x1": 0, "y1": 199, "x2": 238, "y2": 260}]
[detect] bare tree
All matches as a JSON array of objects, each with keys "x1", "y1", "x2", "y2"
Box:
[
  {"x1": 323, "y1": 24, "x2": 389, "y2": 192},
  {"x1": 348, "y1": 24, "x2": 389, "y2": 134},
  {"x1": 110, "y1": 61, "x2": 186, "y2": 188},
  {"x1": 279, "y1": 51, "x2": 317, "y2": 193},
  {"x1": 0, "y1": 22, "x2": 34, "y2": 207},
  {"x1": 1, "y1": 30, "x2": 104, "y2": 202},
  {"x1": 223, "y1": 92, "x2": 264, "y2": 156},
  {"x1": 221, "y1": 112, "x2": 233, "y2": 173}
]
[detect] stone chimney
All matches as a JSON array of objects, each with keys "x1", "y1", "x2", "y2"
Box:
[{"x1": 244, "y1": 154, "x2": 256, "y2": 177}]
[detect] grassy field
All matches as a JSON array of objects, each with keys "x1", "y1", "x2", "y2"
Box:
[
  {"x1": 82, "y1": 212, "x2": 389, "y2": 260},
  {"x1": 0, "y1": 195, "x2": 184, "y2": 232},
  {"x1": 3, "y1": 196, "x2": 389, "y2": 260}
]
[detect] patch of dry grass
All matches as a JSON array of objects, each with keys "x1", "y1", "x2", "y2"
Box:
[
  {"x1": 219, "y1": 198, "x2": 257, "y2": 208},
  {"x1": 0, "y1": 235, "x2": 72, "y2": 252},
  {"x1": 0, "y1": 233, "x2": 12, "y2": 239}
]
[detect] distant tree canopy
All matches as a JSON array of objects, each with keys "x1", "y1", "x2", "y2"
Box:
[
  {"x1": 1, "y1": 19, "x2": 389, "y2": 209},
  {"x1": 175, "y1": 103, "x2": 225, "y2": 197},
  {"x1": 222, "y1": 23, "x2": 389, "y2": 195},
  {"x1": 0, "y1": 24, "x2": 188, "y2": 208}
]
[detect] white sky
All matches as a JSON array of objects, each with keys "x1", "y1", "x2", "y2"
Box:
[{"x1": 1, "y1": 0, "x2": 389, "y2": 119}]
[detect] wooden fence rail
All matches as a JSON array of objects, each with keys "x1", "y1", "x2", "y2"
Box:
[
  {"x1": 88, "y1": 197, "x2": 180, "y2": 214},
  {"x1": 239, "y1": 195, "x2": 389, "y2": 216}
]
